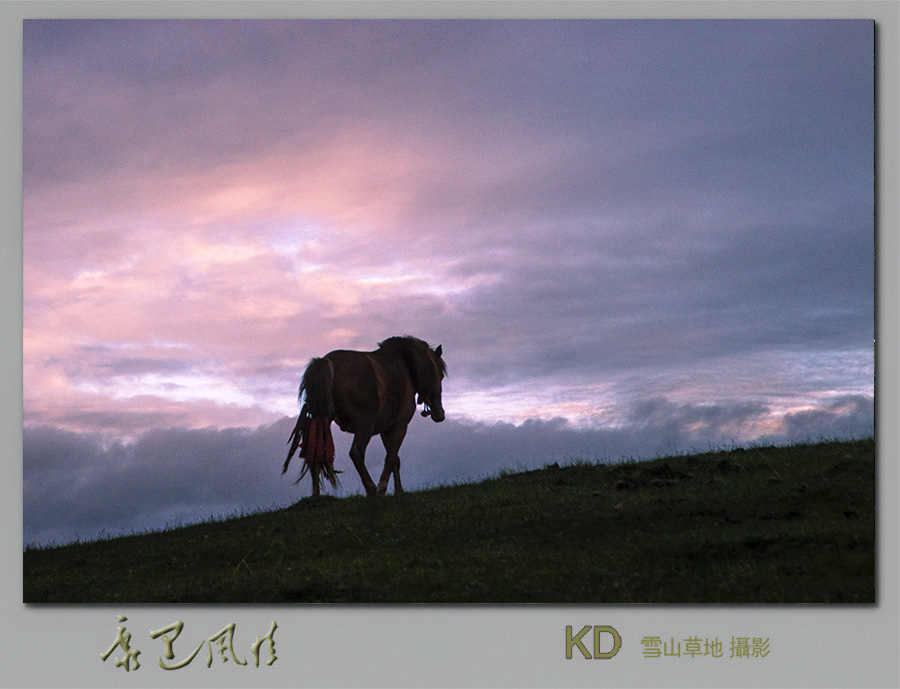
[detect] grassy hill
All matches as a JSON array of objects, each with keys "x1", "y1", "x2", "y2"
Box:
[{"x1": 24, "y1": 438, "x2": 875, "y2": 604}]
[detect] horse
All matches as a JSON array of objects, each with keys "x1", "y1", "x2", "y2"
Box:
[{"x1": 283, "y1": 336, "x2": 446, "y2": 497}]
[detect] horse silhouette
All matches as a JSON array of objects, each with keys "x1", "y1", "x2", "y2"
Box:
[{"x1": 283, "y1": 336, "x2": 446, "y2": 496}]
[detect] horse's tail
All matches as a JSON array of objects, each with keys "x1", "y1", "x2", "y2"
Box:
[{"x1": 283, "y1": 357, "x2": 339, "y2": 491}]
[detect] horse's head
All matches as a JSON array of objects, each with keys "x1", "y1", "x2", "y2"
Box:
[{"x1": 417, "y1": 344, "x2": 446, "y2": 423}]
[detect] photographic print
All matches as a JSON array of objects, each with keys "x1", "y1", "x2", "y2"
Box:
[{"x1": 23, "y1": 18, "x2": 875, "y2": 606}]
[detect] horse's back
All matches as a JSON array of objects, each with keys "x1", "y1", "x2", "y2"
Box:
[{"x1": 325, "y1": 347, "x2": 415, "y2": 434}]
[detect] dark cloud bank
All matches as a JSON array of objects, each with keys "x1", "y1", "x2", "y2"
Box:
[{"x1": 24, "y1": 395, "x2": 873, "y2": 547}]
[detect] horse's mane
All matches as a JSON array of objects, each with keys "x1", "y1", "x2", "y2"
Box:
[{"x1": 378, "y1": 335, "x2": 447, "y2": 376}]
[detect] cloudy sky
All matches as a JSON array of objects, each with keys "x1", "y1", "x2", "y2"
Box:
[{"x1": 23, "y1": 19, "x2": 874, "y2": 546}]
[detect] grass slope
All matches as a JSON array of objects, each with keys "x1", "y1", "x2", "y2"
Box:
[{"x1": 24, "y1": 438, "x2": 875, "y2": 604}]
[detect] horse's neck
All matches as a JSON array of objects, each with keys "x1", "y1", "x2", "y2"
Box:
[{"x1": 377, "y1": 344, "x2": 428, "y2": 394}]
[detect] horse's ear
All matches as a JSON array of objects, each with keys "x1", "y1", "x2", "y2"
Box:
[{"x1": 435, "y1": 345, "x2": 442, "y2": 357}]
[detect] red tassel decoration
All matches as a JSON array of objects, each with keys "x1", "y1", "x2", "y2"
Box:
[{"x1": 297, "y1": 417, "x2": 337, "y2": 489}]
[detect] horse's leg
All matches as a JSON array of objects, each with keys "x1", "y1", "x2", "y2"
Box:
[
  {"x1": 349, "y1": 432, "x2": 378, "y2": 496},
  {"x1": 378, "y1": 424, "x2": 408, "y2": 495}
]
